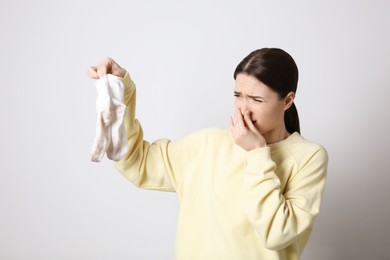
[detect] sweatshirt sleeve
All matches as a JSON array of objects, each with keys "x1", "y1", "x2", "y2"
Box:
[
  {"x1": 113, "y1": 73, "x2": 204, "y2": 192},
  {"x1": 242, "y1": 145, "x2": 328, "y2": 250}
]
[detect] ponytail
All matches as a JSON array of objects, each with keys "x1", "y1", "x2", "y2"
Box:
[{"x1": 284, "y1": 102, "x2": 300, "y2": 134}]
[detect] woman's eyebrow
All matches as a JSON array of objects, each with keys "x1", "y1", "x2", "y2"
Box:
[
  {"x1": 234, "y1": 91, "x2": 265, "y2": 100},
  {"x1": 248, "y1": 94, "x2": 265, "y2": 99}
]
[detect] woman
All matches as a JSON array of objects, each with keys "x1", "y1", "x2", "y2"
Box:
[{"x1": 88, "y1": 48, "x2": 328, "y2": 260}]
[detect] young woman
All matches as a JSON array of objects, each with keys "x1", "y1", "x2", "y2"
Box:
[{"x1": 88, "y1": 48, "x2": 328, "y2": 260}]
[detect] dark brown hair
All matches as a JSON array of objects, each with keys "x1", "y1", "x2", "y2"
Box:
[{"x1": 234, "y1": 48, "x2": 300, "y2": 134}]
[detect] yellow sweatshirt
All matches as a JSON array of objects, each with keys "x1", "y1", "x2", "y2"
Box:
[{"x1": 115, "y1": 73, "x2": 328, "y2": 260}]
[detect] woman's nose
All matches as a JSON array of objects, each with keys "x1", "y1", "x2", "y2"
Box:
[{"x1": 238, "y1": 100, "x2": 249, "y2": 114}]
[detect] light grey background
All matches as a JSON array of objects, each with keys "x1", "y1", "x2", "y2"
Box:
[{"x1": 1, "y1": 0, "x2": 389, "y2": 259}]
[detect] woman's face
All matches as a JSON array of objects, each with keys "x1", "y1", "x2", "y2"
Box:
[{"x1": 234, "y1": 73, "x2": 293, "y2": 136}]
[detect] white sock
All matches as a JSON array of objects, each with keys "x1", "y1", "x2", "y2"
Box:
[{"x1": 91, "y1": 75, "x2": 127, "y2": 162}]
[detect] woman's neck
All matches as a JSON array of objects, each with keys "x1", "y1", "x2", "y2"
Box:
[{"x1": 263, "y1": 127, "x2": 291, "y2": 145}]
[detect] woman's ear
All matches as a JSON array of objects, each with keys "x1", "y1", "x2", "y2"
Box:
[{"x1": 284, "y1": 92, "x2": 295, "y2": 110}]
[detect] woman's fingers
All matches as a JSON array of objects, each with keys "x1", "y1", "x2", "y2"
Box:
[
  {"x1": 97, "y1": 57, "x2": 112, "y2": 78},
  {"x1": 230, "y1": 108, "x2": 247, "y2": 133},
  {"x1": 229, "y1": 109, "x2": 266, "y2": 150},
  {"x1": 87, "y1": 57, "x2": 113, "y2": 79},
  {"x1": 234, "y1": 108, "x2": 245, "y2": 128},
  {"x1": 228, "y1": 116, "x2": 234, "y2": 129},
  {"x1": 244, "y1": 110, "x2": 258, "y2": 133},
  {"x1": 89, "y1": 57, "x2": 126, "y2": 79},
  {"x1": 230, "y1": 108, "x2": 249, "y2": 139},
  {"x1": 87, "y1": 66, "x2": 99, "y2": 79}
]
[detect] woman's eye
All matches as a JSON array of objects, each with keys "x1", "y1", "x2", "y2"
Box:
[{"x1": 253, "y1": 99, "x2": 263, "y2": 103}]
